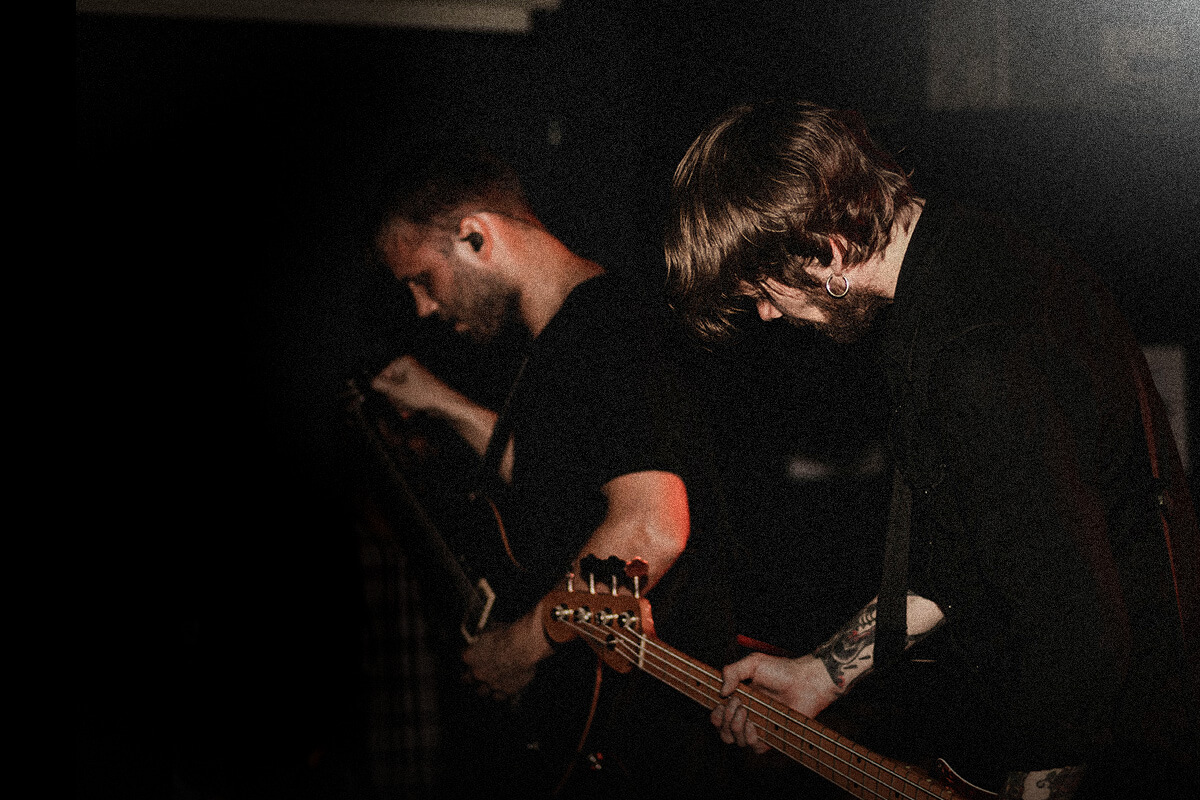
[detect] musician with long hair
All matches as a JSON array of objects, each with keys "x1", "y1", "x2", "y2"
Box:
[{"x1": 665, "y1": 99, "x2": 1198, "y2": 799}]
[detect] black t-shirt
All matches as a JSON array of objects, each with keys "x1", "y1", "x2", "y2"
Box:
[
  {"x1": 479, "y1": 273, "x2": 739, "y2": 797},
  {"x1": 502, "y1": 273, "x2": 732, "y2": 662}
]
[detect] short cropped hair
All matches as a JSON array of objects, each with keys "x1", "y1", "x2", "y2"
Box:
[
  {"x1": 664, "y1": 99, "x2": 915, "y2": 340},
  {"x1": 372, "y1": 144, "x2": 537, "y2": 248}
]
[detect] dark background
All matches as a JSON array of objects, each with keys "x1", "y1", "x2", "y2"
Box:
[{"x1": 77, "y1": 2, "x2": 1198, "y2": 797}]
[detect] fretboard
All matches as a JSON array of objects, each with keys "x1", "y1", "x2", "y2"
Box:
[{"x1": 585, "y1": 620, "x2": 969, "y2": 800}]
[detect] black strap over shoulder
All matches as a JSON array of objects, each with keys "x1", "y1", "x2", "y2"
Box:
[
  {"x1": 1129, "y1": 348, "x2": 1200, "y2": 682},
  {"x1": 471, "y1": 354, "x2": 529, "y2": 497}
]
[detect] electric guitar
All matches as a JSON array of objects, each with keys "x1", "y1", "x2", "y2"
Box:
[
  {"x1": 342, "y1": 375, "x2": 606, "y2": 794},
  {"x1": 544, "y1": 557, "x2": 999, "y2": 800},
  {"x1": 342, "y1": 373, "x2": 519, "y2": 641}
]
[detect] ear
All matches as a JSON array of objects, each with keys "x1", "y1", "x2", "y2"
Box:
[
  {"x1": 800, "y1": 235, "x2": 848, "y2": 283},
  {"x1": 827, "y1": 236, "x2": 847, "y2": 272},
  {"x1": 455, "y1": 214, "x2": 495, "y2": 262}
]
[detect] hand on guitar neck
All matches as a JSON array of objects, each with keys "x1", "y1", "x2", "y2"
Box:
[
  {"x1": 544, "y1": 556, "x2": 1018, "y2": 800},
  {"x1": 372, "y1": 354, "x2": 508, "y2": 478},
  {"x1": 711, "y1": 651, "x2": 843, "y2": 751},
  {"x1": 461, "y1": 600, "x2": 555, "y2": 702}
]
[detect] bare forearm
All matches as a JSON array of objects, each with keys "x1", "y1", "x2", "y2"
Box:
[
  {"x1": 372, "y1": 355, "x2": 510, "y2": 480},
  {"x1": 421, "y1": 391, "x2": 514, "y2": 481},
  {"x1": 464, "y1": 471, "x2": 690, "y2": 694},
  {"x1": 578, "y1": 471, "x2": 691, "y2": 591},
  {"x1": 436, "y1": 392, "x2": 501, "y2": 464}
]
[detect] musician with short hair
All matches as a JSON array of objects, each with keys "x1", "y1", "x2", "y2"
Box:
[{"x1": 368, "y1": 143, "x2": 737, "y2": 797}]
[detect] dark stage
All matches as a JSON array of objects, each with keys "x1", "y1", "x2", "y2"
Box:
[{"x1": 77, "y1": 2, "x2": 1198, "y2": 797}]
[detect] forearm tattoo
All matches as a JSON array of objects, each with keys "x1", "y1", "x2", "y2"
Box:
[
  {"x1": 813, "y1": 593, "x2": 942, "y2": 690},
  {"x1": 813, "y1": 600, "x2": 877, "y2": 689}
]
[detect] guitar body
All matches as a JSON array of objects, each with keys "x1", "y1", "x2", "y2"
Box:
[
  {"x1": 936, "y1": 759, "x2": 1002, "y2": 800},
  {"x1": 344, "y1": 377, "x2": 527, "y2": 633},
  {"x1": 430, "y1": 637, "x2": 607, "y2": 798},
  {"x1": 343, "y1": 377, "x2": 604, "y2": 795}
]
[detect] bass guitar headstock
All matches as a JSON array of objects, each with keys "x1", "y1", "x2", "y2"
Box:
[{"x1": 543, "y1": 555, "x2": 656, "y2": 674}]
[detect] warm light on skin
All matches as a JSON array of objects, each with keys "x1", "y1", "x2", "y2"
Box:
[
  {"x1": 409, "y1": 282, "x2": 437, "y2": 317},
  {"x1": 734, "y1": 228, "x2": 911, "y2": 346},
  {"x1": 382, "y1": 221, "x2": 457, "y2": 321},
  {"x1": 381, "y1": 217, "x2": 522, "y2": 341},
  {"x1": 757, "y1": 300, "x2": 781, "y2": 320}
]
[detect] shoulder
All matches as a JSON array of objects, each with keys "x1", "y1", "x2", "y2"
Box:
[{"x1": 904, "y1": 199, "x2": 1094, "y2": 359}]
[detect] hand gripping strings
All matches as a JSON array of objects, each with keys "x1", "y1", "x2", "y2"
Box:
[{"x1": 561, "y1": 613, "x2": 957, "y2": 800}]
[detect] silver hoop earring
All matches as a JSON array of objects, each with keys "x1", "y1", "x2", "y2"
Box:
[{"x1": 826, "y1": 273, "x2": 850, "y2": 298}]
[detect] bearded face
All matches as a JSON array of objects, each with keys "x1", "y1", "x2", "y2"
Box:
[
  {"x1": 383, "y1": 219, "x2": 522, "y2": 344},
  {"x1": 790, "y1": 282, "x2": 889, "y2": 344},
  {"x1": 446, "y1": 259, "x2": 522, "y2": 343},
  {"x1": 748, "y1": 274, "x2": 889, "y2": 344}
]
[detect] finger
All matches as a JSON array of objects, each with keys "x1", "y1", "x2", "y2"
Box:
[
  {"x1": 723, "y1": 697, "x2": 744, "y2": 745},
  {"x1": 717, "y1": 698, "x2": 737, "y2": 744},
  {"x1": 379, "y1": 359, "x2": 405, "y2": 378},
  {"x1": 743, "y1": 710, "x2": 760, "y2": 750},
  {"x1": 718, "y1": 715, "x2": 735, "y2": 746},
  {"x1": 712, "y1": 704, "x2": 736, "y2": 745},
  {"x1": 721, "y1": 654, "x2": 758, "y2": 696},
  {"x1": 731, "y1": 703, "x2": 750, "y2": 748}
]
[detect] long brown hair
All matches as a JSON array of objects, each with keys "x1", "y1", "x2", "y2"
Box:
[{"x1": 665, "y1": 99, "x2": 914, "y2": 340}]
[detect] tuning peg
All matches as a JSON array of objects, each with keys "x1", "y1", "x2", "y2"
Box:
[
  {"x1": 601, "y1": 555, "x2": 624, "y2": 594},
  {"x1": 579, "y1": 555, "x2": 603, "y2": 593},
  {"x1": 625, "y1": 558, "x2": 648, "y2": 598}
]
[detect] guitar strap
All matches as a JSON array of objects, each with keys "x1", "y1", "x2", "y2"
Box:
[
  {"x1": 459, "y1": 353, "x2": 531, "y2": 574},
  {"x1": 1129, "y1": 348, "x2": 1200, "y2": 680},
  {"x1": 875, "y1": 348, "x2": 1198, "y2": 681},
  {"x1": 875, "y1": 465, "x2": 911, "y2": 672},
  {"x1": 471, "y1": 353, "x2": 529, "y2": 499},
  {"x1": 467, "y1": 352, "x2": 610, "y2": 781}
]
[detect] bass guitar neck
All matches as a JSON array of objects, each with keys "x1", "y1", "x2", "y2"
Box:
[
  {"x1": 342, "y1": 374, "x2": 497, "y2": 642},
  {"x1": 544, "y1": 557, "x2": 996, "y2": 800}
]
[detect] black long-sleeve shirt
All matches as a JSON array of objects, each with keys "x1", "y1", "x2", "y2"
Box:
[{"x1": 872, "y1": 199, "x2": 1194, "y2": 789}]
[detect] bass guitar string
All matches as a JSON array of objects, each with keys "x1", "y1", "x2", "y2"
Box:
[{"x1": 557, "y1": 614, "x2": 958, "y2": 800}]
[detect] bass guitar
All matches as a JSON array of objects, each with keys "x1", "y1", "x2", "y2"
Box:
[{"x1": 544, "y1": 557, "x2": 998, "y2": 800}]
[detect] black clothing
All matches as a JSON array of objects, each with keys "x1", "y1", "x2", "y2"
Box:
[
  {"x1": 869, "y1": 199, "x2": 1198, "y2": 795},
  {"x1": 505, "y1": 275, "x2": 732, "y2": 659},
  {"x1": 465, "y1": 274, "x2": 737, "y2": 798}
]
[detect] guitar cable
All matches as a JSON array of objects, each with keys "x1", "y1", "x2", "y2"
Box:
[{"x1": 551, "y1": 656, "x2": 604, "y2": 798}]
